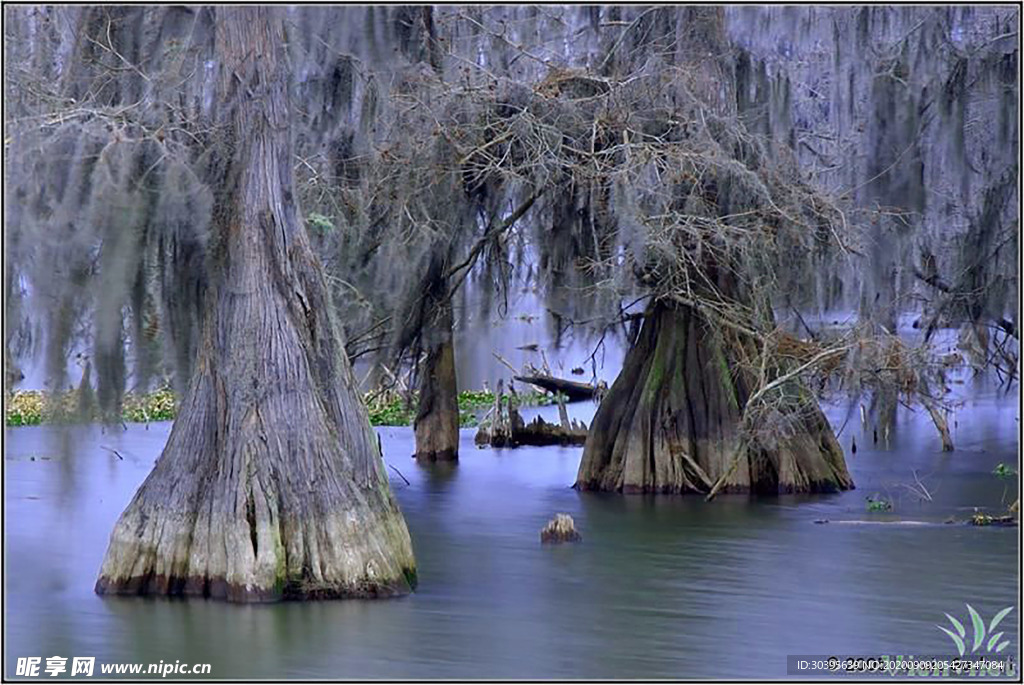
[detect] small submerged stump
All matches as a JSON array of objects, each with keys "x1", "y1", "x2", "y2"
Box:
[{"x1": 540, "y1": 513, "x2": 581, "y2": 544}]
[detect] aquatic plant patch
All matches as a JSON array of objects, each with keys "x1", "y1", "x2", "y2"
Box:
[{"x1": 7, "y1": 388, "x2": 555, "y2": 428}]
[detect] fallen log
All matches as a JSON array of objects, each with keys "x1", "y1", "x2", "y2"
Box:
[
  {"x1": 813, "y1": 516, "x2": 1018, "y2": 527},
  {"x1": 512, "y1": 374, "x2": 599, "y2": 402}
]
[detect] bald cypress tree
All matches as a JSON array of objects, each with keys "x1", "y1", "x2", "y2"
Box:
[
  {"x1": 92, "y1": 7, "x2": 416, "y2": 601},
  {"x1": 569, "y1": 8, "x2": 853, "y2": 494}
]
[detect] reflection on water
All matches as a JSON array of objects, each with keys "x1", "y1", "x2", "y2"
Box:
[{"x1": 3, "y1": 386, "x2": 1018, "y2": 679}]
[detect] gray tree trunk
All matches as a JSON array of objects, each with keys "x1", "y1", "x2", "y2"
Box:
[
  {"x1": 575, "y1": 302, "x2": 854, "y2": 494},
  {"x1": 413, "y1": 300, "x2": 459, "y2": 462},
  {"x1": 95, "y1": 8, "x2": 416, "y2": 601},
  {"x1": 576, "y1": 8, "x2": 852, "y2": 495}
]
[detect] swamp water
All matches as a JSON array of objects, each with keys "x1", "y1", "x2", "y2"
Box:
[{"x1": 3, "y1": 385, "x2": 1018, "y2": 678}]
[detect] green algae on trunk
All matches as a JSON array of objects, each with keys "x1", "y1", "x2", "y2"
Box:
[{"x1": 575, "y1": 302, "x2": 854, "y2": 495}]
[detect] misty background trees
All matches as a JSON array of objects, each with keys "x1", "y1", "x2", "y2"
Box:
[{"x1": 4, "y1": 7, "x2": 1018, "y2": 475}]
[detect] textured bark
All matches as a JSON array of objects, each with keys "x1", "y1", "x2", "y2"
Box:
[
  {"x1": 540, "y1": 514, "x2": 581, "y2": 544},
  {"x1": 95, "y1": 8, "x2": 416, "y2": 602},
  {"x1": 475, "y1": 379, "x2": 517, "y2": 446},
  {"x1": 923, "y1": 400, "x2": 954, "y2": 452},
  {"x1": 575, "y1": 302, "x2": 854, "y2": 495},
  {"x1": 575, "y1": 8, "x2": 852, "y2": 496},
  {"x1": 4, "y1": 346, "x2": 20, "y2": 397},
  {"x1": 413, "y1": 300, "x2": 459, "y2": 462}
]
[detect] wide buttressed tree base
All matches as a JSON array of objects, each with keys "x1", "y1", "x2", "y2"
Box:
[
  {"x1": 95, "y1": 8, "x2": 415, "y2": 602},
  {"x1": 575, "y1": 302, "x2": 854, "y2": 495}
]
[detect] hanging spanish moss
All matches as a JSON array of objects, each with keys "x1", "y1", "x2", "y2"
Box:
[{"x1": 4, "y1": 6, "x2": 1016, "y2": 504}]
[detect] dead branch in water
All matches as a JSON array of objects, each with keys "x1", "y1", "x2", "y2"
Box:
[
  {"x1": 898, "y1": 469, "x2": 935, "y2": 502},
  {"x1": 387, "y1": 463, "x2": 411, "y2": 486}
]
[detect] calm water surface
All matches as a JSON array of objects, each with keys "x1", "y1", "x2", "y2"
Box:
[{"x1": 4, "y1": 387, "x2": 1019, "y2": 679}]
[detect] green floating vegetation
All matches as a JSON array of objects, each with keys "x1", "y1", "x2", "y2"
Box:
[
  {"x1": 5, "y1": 391, "x2": 46, "y2": 427},
  {"x1": 5, "y1": 388, "x2": 178, "y2": 427},
  {"x1": 366, "y1": 389, "x2": 555, "y2": 427},
  {"x1": 992, "y1": 462, "x2": 1016, "y2": 479},
  {"x1": 970, "y1": 511, "x2": 1018, "y2": 527},
  {"x1": 865, "y1": 495, "x2": 893, "y2": 512},
  {"x1": 7, "y1": 387, "x2": 555, "y2": 428}
]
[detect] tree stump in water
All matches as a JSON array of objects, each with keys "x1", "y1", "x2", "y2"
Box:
[
  {"x1": 476, "y1": 379, "x2": 517, "y2": 446},
  {"x1": 515, "y1": 415, "x2": 588, "y2": 446},
  {"x1": 575, "y1": 302, "x2": 854, "y2": 495},
  {"x1": 540, "y1": 514, "x2": 581, "y2": 543},
  {"x1": 475, "y1": 382, "x2": 587, "y2": 447}
]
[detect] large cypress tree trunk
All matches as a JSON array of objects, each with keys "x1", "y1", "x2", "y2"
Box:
[
  {"x1": 95, "y1": 8, "x2": 416, "y2": 601},
  {"x1": 576, "y1": 7, "x2": 852, "y2": 495},
  {"x1": 413, "y1": 300, "x2": 460, "y2": 462},
  {"x1": 575, "y1": 302, "x2": 854, "y2": 494}
]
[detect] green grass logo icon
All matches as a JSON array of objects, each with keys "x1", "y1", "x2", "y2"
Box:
[{"x1": 938, "y1": 605, "x2": 1013, "y2": 656}]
